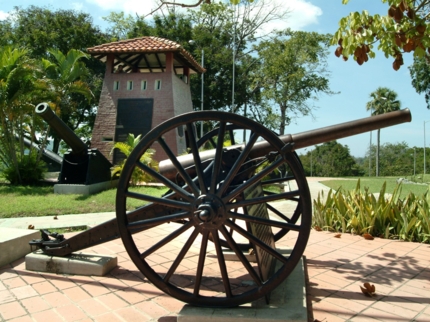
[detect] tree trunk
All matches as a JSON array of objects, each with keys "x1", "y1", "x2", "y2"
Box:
[
  {"x1": 376, "y1": 129, "x2": 380, "y2": 177},
  {"x1": 279, "y1": 104, "x2": 286, "y2": 135}
]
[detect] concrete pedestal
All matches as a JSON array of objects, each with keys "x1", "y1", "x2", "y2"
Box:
[
  {"x1": 178, "y1": 257, "x2": 307, "y2": 322},
  {"x1": 26, "y1": 250, "x2": 117, "y2": 276}
]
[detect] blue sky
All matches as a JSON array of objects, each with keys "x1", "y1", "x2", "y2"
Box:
[{"x1": 1, "y1": 0, "x2": 429, "y2": 159}]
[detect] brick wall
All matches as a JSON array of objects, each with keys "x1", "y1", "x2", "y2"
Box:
[{"x1": 91, "y1": 56, "x2": 193, "y2": 164}]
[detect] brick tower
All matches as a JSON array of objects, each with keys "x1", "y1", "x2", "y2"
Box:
[{"x1": 87, "y1": 37, "x2": 204, "y2": 164}]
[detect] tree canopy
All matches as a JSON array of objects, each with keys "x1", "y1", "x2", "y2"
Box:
[
  {"x1": 299, "y1": 141, "x2": 362, "y2": 177},
  {"x1": 332, "y1": 0, "x2": 430, "y2": 70},
  {"x1": 253, "y1": 30, "x2": 335, "y2": 135}
]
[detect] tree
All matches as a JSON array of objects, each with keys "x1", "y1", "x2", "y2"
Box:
[
  {"x1": 364, "y1": 142, "x2": 417, "y2": 176},
  {"x1": 332, "y1": 0, "x2": 430, "y2": 70},
  {"x1": 140, "y1": 0, "x2": 255, "y2": 18},
  {"x1": 253, "y1": 30, "x2": 335, "y2": 135},
  {"x1": 1, "y1": 6, "x2": 107, "y2": 60},
  {"x1": 299, "y1": 141, "x2": 362, "y2": 177},
  {"x1": 42, "y1": 49, "x2": 94, "y2": 153},
  {"x1": 0, "y1": 46, "x2": 49, "y2": 184},
  {"x1": 0, "y1": 6, "x2": 108, "y2": 143},
  {"x1": 409, "y1": 56, "x2": 430, "y2": 108},
  {"x1": 366, "y1": 87, "x2": 401, "y2": 176},
  {"x1": 104, "y1": 1, "x2": 290, "y2": 121}
]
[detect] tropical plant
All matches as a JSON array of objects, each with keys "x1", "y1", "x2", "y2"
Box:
[
  {"x1": 313, "y1": 180, "x2": 430, "y2": 243},
  {"x1": 3, "y1": 151, "x2": 47, "y2": 185},
  {"x1": 366, "y1": 87, "x2": 401, "y2": 176},
  {"x1": 0, "y1": 46, "x2": 49, "y2": 184},
  {"x1": 110, "y1": 133, "x2": 158, "y2": 186},
  {"x1": 41, "y1": 48, "x2": 94, "y2": 153}
]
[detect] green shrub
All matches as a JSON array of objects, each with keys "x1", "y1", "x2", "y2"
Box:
[
  {"x1": 3, "y1": 152, "x2": 47, "y2": 185},
  {"x1": 110, "y1": 133, "x2": 158, "y2": 186},
  {"x1": 313, "y1": 179, "x2": 430, "y2": 243}
]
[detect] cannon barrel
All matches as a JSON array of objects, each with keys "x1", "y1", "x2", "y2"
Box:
[
  {"x1": 35, "y1": 102, "x2": 112, "y2": 186},
  {"x1": 35, "y1": 102, "x2": 87, "y2": 155},
  {"x1": 159, "y1": 108, "x2": 412, "y2": 178}
]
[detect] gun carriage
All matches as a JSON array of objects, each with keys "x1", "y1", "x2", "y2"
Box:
[
  {"x1": 35, "y1": 103, "x2": 112, "y2": 185},
  {"x1": 31, "y1": 107, "x2": 411, "y2": 307}
]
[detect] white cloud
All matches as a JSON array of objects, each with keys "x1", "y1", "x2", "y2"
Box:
[
  {"x1": 85, "y1": 0, "x2": 163, "y2": 16},
  {"x1": 72, "y1": 2, "x2": 85, "y2": 11},
  {"x1": 84, "y1": 0, "x2": 321, "y2": 30},
  {"x1": 286, "y1": 0, "x2": 322, "y2": 30},
  {"x1": 0, "y1": 10, "x2": 9, "y2": 20},
  {"x1": 260, "y1": 0, "x2": 322, "y2": 33}
]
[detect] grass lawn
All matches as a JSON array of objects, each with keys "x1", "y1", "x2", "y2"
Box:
[
  {"x1": 1, "y1": 176, "x2": 429, "y2": 218},
  {"x1": 321, "y1": 177, "x2": 429, "y2": 199},
  {"x1": 0, "y1": 184, "x2": 168, "y2": 218}
]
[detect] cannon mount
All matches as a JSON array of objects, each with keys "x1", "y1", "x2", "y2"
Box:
[{"x1": 30, "y1": 108, "x2": 412, "y2": 307}]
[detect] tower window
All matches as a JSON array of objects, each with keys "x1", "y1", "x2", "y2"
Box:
[
  {"x1": 114, "y1": 81, "x2": 120, "y2": 91},
  {"x1": 141, "y1": 80, "x2": 147, "y2": 90},
  {"x1": 127, "y1": 80, "x2": 133, "y2": 90},
  {"x1": 155, "y1": 80, "x2": 162, "y2": 90}
]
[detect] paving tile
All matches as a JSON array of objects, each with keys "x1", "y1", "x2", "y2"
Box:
[
  {"x1": 115, "y1": 306, "x2": 152, "y2": 321},
  {"x1": 62, "y1": 285, "x2": 92, "y2": 303},
  {"x1": 358, "y1": 306, "x2": 413, "y2": 321},
  {"x1": 94, "y1": 312, "x2": 124, "y2": 322},
  {"x1": 43, "y1": 291, "x2": 73, "y2": 307},
  {"x1": 3, "y1": 276, "x2": 26, "y2": 289},
  {"x1": 7, "y1": 316, "x2": 34, "y2": 322},
  {"x1": 135, "y1": 299, "x2": 170, "y2": 319},
  {"x1": 312, "y1": 300, "x2": 355, "y2": 320},
  {"x1": 415, "y1": 314, "x2": 430, "y2": 322},
  {"x1": 79, "y1": 297, "x2": 111, "y2": 317},
  {"x1": 32, "y1": 280, "x2": 57, "y2": 295},
  {"x1": 56, "y1": 304, "x2": 88, "y2": 321},
  {"x1": 380, "y1": 296, "x2": 427, "y2": 313},
  {"x1": 313, "y1": 309, "x2": 347, "y2": 322},
  {"x1": 115, "y1": 286, "x2": 149, "y2": 304},
  {"x1": 371, "y1": 300, "x2": 419, "y2": 320},
  {"x1": 98, "y1": 276, "x2": 129, "y2": 291},
  {"x1": 324, "y1": 294, "x2": 370, "y2": 314},
  {"x1": 0, "y1": 267, "x2": 16, "y2": 280},
  {"x1": 21, "y1": 295, "x2": 51, "y2": 313},
  {"x1": 0, "y1": 301, "x2": 27, "y2": 320},
  {"x1": 80, "y1": 281, "x2": 110, "y2": 297},
  {"x1": 0, "y1": 289, "x2": 15, "y2": 304},
  {"x1": 10, "y1": 285, "x2": 38, "y2": 300},
  {"x1": 46, "y1": 275, "x2": 76, "y2": 290},
  {"x1": 97, "y1": 293, "x2": 129, "y2": 310},
  {"x1": 15, "y1": 271, "x2": 43, "y2": 285},
  {"x1": 153, "y1": 295, "x2": 186, "y2": 314}
]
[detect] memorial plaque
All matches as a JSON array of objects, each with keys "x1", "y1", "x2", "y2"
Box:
[
  {"x1": 114, "y1": 98, "x2": 153, "y2": 164},
  {"x1": 243, "y1": 183, "x2": 276, "y2": 303}
]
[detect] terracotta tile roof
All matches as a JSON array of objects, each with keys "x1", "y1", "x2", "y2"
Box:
[{"x1": 88, "y1": 36, "x2": 204, "y2": 73}]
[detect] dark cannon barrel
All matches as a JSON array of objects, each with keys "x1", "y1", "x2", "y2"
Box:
[
  {"x1": 159, "y1": 108, "x2": 412, "y2": 179},
  {"x1": 35, "y1": 102, "x2": 87, "y2": 156}
]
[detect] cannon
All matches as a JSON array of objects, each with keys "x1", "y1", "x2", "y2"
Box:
[
  {"x1": 30, "y1": 108, "x2": 411, "y2": 307},
  {"x1": 35, "y1": 103, "x2": 112, "y2": 185}
]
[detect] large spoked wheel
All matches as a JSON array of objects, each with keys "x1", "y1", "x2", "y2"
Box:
[
  {"x1": 116, "y1": 111, "x2": 311, "y2": 307},
  {"x1": 196, "y1": 124, "x2": 304, "y2": 248}
]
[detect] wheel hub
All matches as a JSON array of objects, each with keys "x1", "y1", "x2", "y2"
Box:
[{"x1": 194, "y1": 194, "x2": 225, "y2": 228}]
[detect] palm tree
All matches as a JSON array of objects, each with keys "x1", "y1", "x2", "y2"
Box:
[
  {"x1": 366, "y1": 87, "x2": 401, "y2": 176},
  {"x1": 41, "y1": 49, "x2": 94, "y2": 153},
  {"x1": 110, "y1": 133, "x2": 158, "y2": 186}
]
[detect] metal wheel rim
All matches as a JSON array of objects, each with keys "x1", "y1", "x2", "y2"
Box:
[{"x1": 116, "y1": 111, "x2": 311, "y2": 307}]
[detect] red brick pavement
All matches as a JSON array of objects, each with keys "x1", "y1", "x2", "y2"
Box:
[{"x1": 0, "y1": 229, "x2": 429, "y2": 321}]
